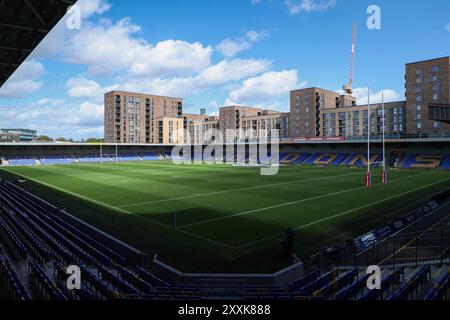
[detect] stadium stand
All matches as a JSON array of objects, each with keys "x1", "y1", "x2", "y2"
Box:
[
  {"x1": 1, "y1": 149, "x2": 450, "y2": 171},
  {"x1": 5, "y1": 155, "x2": 38, "y2": 166},
  {"x1": 28, "y1": 259, "x2": 67, "y2": 300},
  {"x1": 0, "y1": 252, "x2": 31, "y2": 300},
  {"x1": 140, "y1": 152, "x2": 162, "y2": 161},
  {"x1": 115, "y1": 153, "x2": 142, "y2": 162},
  {"x1": 441, "y1": 155, "x2": 450, "y2": 170},
  {"x1": 358, "y1": 268, "x2": 404, "y2": 300},
  {"x1": 386, "y1": 265, "x2": 430, "y2": 300},
  {"x1": 402, "y1": 155, "x2": 444, "y2": 169},
  {"x1": 39, "y1": 154, "x2": 76, "y2": 165},
  {"x1": 343, "y1": 154, "x2": 383, "y2": 167},
  {"x1": 423, "y1": 268, "x2": 449, "y2": 300}
]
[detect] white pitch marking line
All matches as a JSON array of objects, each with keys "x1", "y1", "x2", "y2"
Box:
[
  {"x1": 179, "y1": 171, "x2": 432, "y2": 230},
  {"x1": 236, "y1": 176, "x2": 449, "y2": 249},
  {"x1": 117, "y1": 171, "x2": 363, "y2": 208}
]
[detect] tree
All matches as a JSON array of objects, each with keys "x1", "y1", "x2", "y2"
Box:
[
  {"x1": 86, "y1": 138, "x2": 105, "y2": 143},
  {"x1": 37, "y1": 135, "x2": 53, "y2": 142}
]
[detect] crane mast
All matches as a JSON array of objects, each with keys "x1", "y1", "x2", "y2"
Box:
[{"x1": 343, "y1": 22, "x2": 356, "y2": 95}]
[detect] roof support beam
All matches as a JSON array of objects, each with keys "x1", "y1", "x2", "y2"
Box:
[
  {"x1": 0, "y1": 19, "x2": 49, "y2": 33},
  {"x1": 0, "y1": 40, "x2": 34, "y2": 52},
  {"x1": 24, "y1": 0, "x2": 48, "y2": 28}
]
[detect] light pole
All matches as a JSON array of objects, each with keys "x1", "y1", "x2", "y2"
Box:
[
  {"x1": 366, "y1": 87, "x2": 371, "y2": 188},
  {"x1": 381, "y1": 91, "x2": 387, "y2": 184}
]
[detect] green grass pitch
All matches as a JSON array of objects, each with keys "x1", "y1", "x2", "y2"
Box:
[{"x1": 2, "y1": 161, "x2": 449, "y2": 273}]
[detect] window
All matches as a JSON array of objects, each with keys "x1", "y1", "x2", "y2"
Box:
[
  {"x1": 416, "y1": 68, "x2": 423, "y2": 76},
  {"x1": 433, "y1": 121, "x2": 441, "y2": 129},
  {"x1": 433, "y1": 93, "x2": 440, "y2": 101},
  {"x1": 416, "y1": 104, "x2": 421, "y2": 111},
  {"x1": 415, "y1": 85, "x2": 422, "y2": 93},
  {"x1": 417, "y1": 121, "x2": 423, "y2": 129},
  {"x1": 432, "y1": 75, "x2": 438, "y2": 82},
  {"x1": 432, "y1": 65, "x2": 440, "y2": 73},
  {"x1": 416, "y1": 95, "x2": 423, "y2": 102},
  {"x1": 433, "y1": 82, "x2": 440, "y2": 92}
]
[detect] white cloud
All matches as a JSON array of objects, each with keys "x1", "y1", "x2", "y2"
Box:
[
  {"x1": 349, "y1": 87, "x2": 401, "y2": 105},
  {"x1": 66, "y1": 76, "x2": 104, "y2": 100},
  {"x1": 0, "y1": 60, "x2": 45, "y2": 98},
  {"x1": 63, "y1": 18, "x2": 212, "y2": 77},
  {"x1": 119, "y1": 58, "x2": 271, "y2": 97},
  {"x1": 285, "y1": 0, "x2": 337, "y2": 15},
  {"x1": 32, "y1": 0, "x2": 112, "y2": 59},
  {"x1": 129, "y1": 40, "x2": 212, "y2": 77},
  {"x1": 77, "y1": 0, "x2": 111, "y2": 17},
  {"x1": 0, "y1": 98, "x2": 104, "y2": 139},
  {"x1": 216, "y1": 39, "x2": 251, "y2": 58},
  {"x1": 228, "y1": 70, "x2": 303, "y2": 106},
  {"x1": 446, "y1": 23, "x2": 450, "y2": 32},
  {"x1": 65, "y1": 76, "x2": 118, "y2": 102},
  {"x1": 216, "y1": 30, "x2": 270, "y2": 58},
  {"x1": 250, "y1": 0, "x2": 262, "y2": 4}
]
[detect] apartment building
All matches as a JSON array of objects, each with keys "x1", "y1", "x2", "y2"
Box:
[
  {"x1": 219, "y1": 106, "x2": 263, "y2": 140},
  {"x1": 405, "y1": 56, "x2": 450, "y2": 134},
  {"x1": 185, "y1": 115, "x2": 219, "y2": 144},
  {"x1": 290, "y1": 87, "x2": 356, "y2": 138},
  {"x1": 104, "y1": 91, "x2": 183, "y2": 144},
  {"x1": 321, "y1": 101, "x2": 406, "y2": 137},
  {"x1": 183, "y1": 113, "x2": 209, "y2": 130},
  {"x1": 0, "y1": 129, "x2": 37, "y2": 142},
  {"x1": 156, "y1": 117, "x2": 184, "y2": 144},
  {"x1": 240, "y1": 110, "x2": 290, "y2": 141}
]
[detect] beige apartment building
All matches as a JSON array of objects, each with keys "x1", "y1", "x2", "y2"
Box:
[
  {"x1": 156, "y1": 117, "x2": 184, "y2": 144},
  {"x1": 184, "y1": 116, "x2": 219, "y2": 144},
  {"x1": 321, "y1": 101, "x2": 406, "y2": 137},
  {"x1": 219, "y1": 106, "x2": 263, "y2": 140},
  {"x1": 104, "y1": 91, "x2": 183, "y2": 144},
  {"x1": 405, "y1": 56, "x2": 450, "y2": 135},
  {"x1": 290, "y1": 87, "x2": 356, "y2": 138},
  {"x1": 240, "y1": 110, "x2": 290, "y2": 141}
]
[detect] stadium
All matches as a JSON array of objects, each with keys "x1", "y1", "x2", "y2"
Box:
[
  {"x1": 0, "y1": 0, "x2": 449, "y2": 306},
  {"x1": 0, "y1": 140, "x2": 449, "y2": 301}
]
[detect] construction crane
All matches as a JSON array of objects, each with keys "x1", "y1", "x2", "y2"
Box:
[{"x1": 343, "y1": 22, "x2": 357, "y2": 95}]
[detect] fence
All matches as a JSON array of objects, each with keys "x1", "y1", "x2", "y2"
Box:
[{"x1": 353, "y1": 203, "x2": 450, "y2": 268}]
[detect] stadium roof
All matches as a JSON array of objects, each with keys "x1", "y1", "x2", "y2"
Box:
[{"x1": 0, "y1": 0, "x2": 77, "y2": 87}]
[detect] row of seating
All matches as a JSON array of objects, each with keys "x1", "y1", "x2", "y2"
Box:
[
  {"x1": 4, "y1": 152, "x2": 450, "y2": 170},
  {"x1": 358, "y1": 268, "x2": 404, "y2": 300},
  {"x1": 28, "y1": 259, "x2": 67, "y2": 300},
  {"x1": 280, "y1": 153, "x2": 383, "y2": 167},
  {"x1": 0, "y1": 253, "x2": 31, "y2": 300},
  {"x1": 386, "y1": 265, "x2": 430, "y2": 300},
  {"x1": 3, "y1": 153, "x2": 164, "y2": 166},
  {"x1": 0, "y1": 181, "x2": 168, "y2": 300},
  {"x1": 402, "y1": 154, "x2": 450, "y2": 169},
  {"x1": 5, "y1": 154, "x2": 37, "y2": 166},
  {"x1": 423, "y1": 268, "x2": 449, "y2": 300},
  {"x1": 1, "y1": 180, "x2": 447, "y2": 300}
]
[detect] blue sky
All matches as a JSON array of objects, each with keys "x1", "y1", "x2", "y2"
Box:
[{"x1": 0, "y1": 0, "x2": 449, "y2": 139}]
